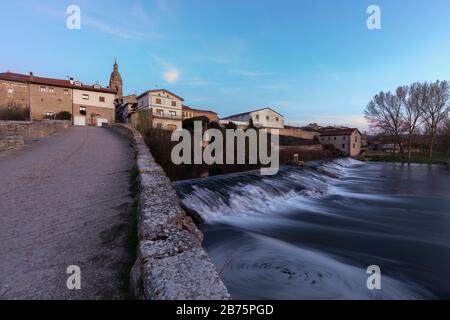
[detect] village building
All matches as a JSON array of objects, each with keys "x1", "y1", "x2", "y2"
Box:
[
  {"x1": 182, "y1": 105, "x2": 218, "y2": 122},
  {"x1": 136, "y1": 89, "x2": 184, "y2": 131},
  {"x1": 0, "y1": 60, "x2": 121, "y2": 126},
  {"x1": 220, "y1": 107, "x2": 285, "y2": 130},
  {"x1": 319, "y1": 128, "x2": 362, "y2": 156}
]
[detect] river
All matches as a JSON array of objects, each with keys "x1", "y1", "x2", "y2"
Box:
[{"x1": 175, "y1": 159, "x2": 450, "y2": 300}]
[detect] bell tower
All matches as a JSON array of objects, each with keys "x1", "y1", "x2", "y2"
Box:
[{"x1": 109, "y1": 58, "x2": 123, "y2": 97}]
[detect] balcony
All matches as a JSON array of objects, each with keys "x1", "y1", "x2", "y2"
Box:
[{"x1": 152, "y1": 111, "x2": 182, "y2": 121}]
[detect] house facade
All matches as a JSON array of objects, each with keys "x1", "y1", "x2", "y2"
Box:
[
  {"x1": 220, "y1": 107, "x2": 284, "y2": 130},
  {"x1": 137, "y1": 89, "x2": 183, "y2": 131},
  {"x1": 319, "y1": 128, "x2": 362, "y2": 156},
  {"x1": 182, "y1": 105, "x2": 218, "y2": 122},
  {"x1": 0, "y1": 61, "x2": 122, "y2": 125}
]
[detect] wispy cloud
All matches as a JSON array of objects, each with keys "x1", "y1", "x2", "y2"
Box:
[
  {"x1": 230, "y1": 69, "x2": 272, "y2": 77},
  {"x1": 25, "y1": 2, "x2": 162, "y2": 40}
]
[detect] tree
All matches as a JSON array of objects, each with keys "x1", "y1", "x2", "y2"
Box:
[
  {"x1": 423, "y1": 81, "x2": 450, "y2": 160},
  {"x1": 402, "y1": 83, "x2": 427, "y2": 161},
  {"x1": 365, "y1": 89, "x2": 406, "y2": 158}
]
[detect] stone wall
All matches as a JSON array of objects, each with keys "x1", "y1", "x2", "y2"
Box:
[
  {"x1": 279, "y1": 127, "x2": 320, "y2": 140},
  {"x1": 109, "y1": 124, "x2": 230, "y2": 300},
  {"x1": 0, "y1": 120, "x2": 71, "y2": 152}
]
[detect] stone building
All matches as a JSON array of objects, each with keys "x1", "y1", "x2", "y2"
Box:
[
  {"x1": 0, "y1": 61, "x2": 120, "y2": 125},
  {"x1": 109, "y1": 59, "x2": 123, "y2": 98},
  {"x1": 182, "y1": 105, "x2": 218, "y2": 122},
  {"x1": 319, "y1": 128, "x2": 362, "y2": 156},
  {"x1": 220, "y1": 107, "x2": 285, "y2": 129},
  {"x1": 136, "y1": 89, "x2": 184, "y2": 131}
]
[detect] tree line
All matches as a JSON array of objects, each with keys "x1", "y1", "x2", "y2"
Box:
[{"x1": 365, "y1": 80, "x2": 450, "y2": 161}]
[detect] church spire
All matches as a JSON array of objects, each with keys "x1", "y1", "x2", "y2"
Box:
[{"x1": 109, "y1": 58, "x2": 123, "y2": 97}]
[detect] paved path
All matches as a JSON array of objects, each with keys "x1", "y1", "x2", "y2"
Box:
[{"x1": 0, "y1": 126, "x2": 134, "y2": 299}]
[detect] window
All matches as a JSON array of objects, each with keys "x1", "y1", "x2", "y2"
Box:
[
  {"x1": 40, "y1": 86, "x2": 47, "y2": 93},
  {"x1": 79, "y1": 107, "x2": 86, "y2": 115},
  {"x1": 63, "y1": 89, "x2": 69, "y2": 96},
  {"x1": 343, "y1": 136, "x2": 346, "y2": 141},
  {"x1": 82, "y1": 94, "x2": 89, "y2": 100},
  {"x1": 156, "y1": 98, "x2": 162, "y2": 104},
  {"x1": 49, "y1": 87, "x2": 54, "y2": 93},
  {"x1": 266, "y1": 116, "x2": 270, "y2": 121},
  {"x1": 342, "y1": 144, "x2": 346, "y2": 149},
  {"x1": 156, "y1": 123, "x2": 163, "y2": 129},
  {"x1": 44, "y1": 112, "x2": 55, "y2": 119},
  {"x1": 57, "y1": 99, "x2": 62, "y2": 104},
  {"x1": 171, "y1": 101, "x2": 177, "y2": 107},
  {"x1": 7, "y1": 87, "x2": 13, "y2": 94},
  {"x1": 276, "y1": 117, "x2": 279, "y2": 122},
  {"x1": 99, "y1": 96, "x2": 105, "y2": 102},
  {"x1": 355, "y1": 136, "x2": 358, "y2": 142},
  {"x1": 155, "y1": 109, "x2": 164, "y2": 116},
  {"x1": 74, "y1": 81, "x2": 82, "y2": 86},
  {"x1": 334, "y1": 137, "x2": 337, "y2": 140},
  {"x1": 328, "y1": 137, "x2": 331, "y2": 141},
  {"x1": 353, "y1": 143, "x2": 356, "y2": 148},
  {"x1": 256, "y1": 115, "x2": 260, "y2": 120},
  {"x1": 170, "y1": 111, "x2": 177, "y2": 118}
]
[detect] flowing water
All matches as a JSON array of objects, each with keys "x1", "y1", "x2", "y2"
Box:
[{"x1": 175, "y1": 159, "x2": 450, "y2": 300}]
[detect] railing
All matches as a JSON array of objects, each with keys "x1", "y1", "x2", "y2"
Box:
[{"x1": 152, "y1": 112, "x2": 183, "y2": 120}]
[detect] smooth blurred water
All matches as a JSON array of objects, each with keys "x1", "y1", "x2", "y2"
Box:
[{"x1": 175, "y1": 159, "x2": 450, "y2": 300}]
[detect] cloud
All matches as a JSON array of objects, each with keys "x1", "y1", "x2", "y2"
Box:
[
  {"x1": 153, "y1": 55, "x2": 182, "y2": 83},
  {"x1": 163, "y1": 70, "x2": 181, "y2": 83},
  {"x1": 230, "y1": 69, "x2": 272, "y2": 77}
]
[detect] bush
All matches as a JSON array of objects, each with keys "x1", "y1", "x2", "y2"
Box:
[
  {"x1": 0, "y1": 104, "x2": 30, "y2": 121},
  {"x1": 182, "y1": 116, "x2": 210, "y2": 131},
  {"x1": 224, "y1": 121, "x2": 237, "y2": 130},
  {"x1": 55, "y1": 111, "x2": 72, "y2": 120}
]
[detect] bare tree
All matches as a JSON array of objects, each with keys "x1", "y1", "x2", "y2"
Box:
[
  {"x1": 423, "y1": 81, "x2": 450, "y2": 160},
  {"x1": 365, "y1": 89, "x2": 406, "y2": 157},
  {"x1": 402, "y1": 83, "x2": 427, "y2": 161}
]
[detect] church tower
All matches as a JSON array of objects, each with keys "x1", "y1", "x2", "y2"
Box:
[{"x1": 109, "y1": 59, "x2": 123, "y2": 97}]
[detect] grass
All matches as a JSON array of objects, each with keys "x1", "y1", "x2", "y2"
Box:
[
  {"x1": 119, "y1": 166, "x2": 140, "y2": 300},
  {"x1": 367, "y1": 152, "x2": 450, "y2": 165}
]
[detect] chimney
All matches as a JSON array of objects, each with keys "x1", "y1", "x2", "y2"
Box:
[
  {"x1": 69, "y1": 77, "x2": 74, "y2": 85},
  {"x1": 29, "y1": 72, "x2": 34, "y2": 80}
]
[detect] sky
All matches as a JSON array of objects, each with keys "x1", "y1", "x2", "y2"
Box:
[{"x1": 1, "y1": 0, "x2": 450, "y2": 130}]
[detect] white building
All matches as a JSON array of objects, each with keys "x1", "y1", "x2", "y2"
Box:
[
  {"x1": 220, "y1": 107, "x2": 284, "y2": 129},
  {"x1": 136, "y1": 89, "x2": 183, "y2": 131},
  {"x1": 319, "y1": 128, "x2": 362, "y2": 156}
]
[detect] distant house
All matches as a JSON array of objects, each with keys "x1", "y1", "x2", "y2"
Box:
[
  {"x1": 220, "y1": 107, "x2": 284, "y2": 129},
  {"x1": 136, "y1": 89, "x2": 184, "y2": 131},
  {"x1": 319, "y1": 128, "x2": 362, "y2": 156},
  {"x1": 182, "y1": 105, "x2": 218, "y2": 122}
]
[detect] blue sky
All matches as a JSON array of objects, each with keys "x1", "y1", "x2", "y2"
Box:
[{"x1": 1, "y1": 0, "x2": 450, "y2": 130}]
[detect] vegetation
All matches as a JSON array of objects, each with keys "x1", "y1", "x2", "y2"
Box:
[
  {"x1": 0, "y1": 103, "x2": 30, "y2": 121},
  {"x1": 365, "y1": 81, "x2": 450, "y2": 162},
  {"x1": 119, "y1": 166, "x2": 139, "y2": 300},
  {"x1": 368, "y1": 152, "x2": 449, "y2": 165},
  {"x1": 55, "y1": 111, "x2": 72, "y2": 120}
]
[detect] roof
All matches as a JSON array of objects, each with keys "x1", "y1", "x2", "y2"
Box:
[
  {"x1": 182, "y1": 105, "x2": 217, "y2": 115},
  {"x1": 320, "y1": 128, "x2": 361, "y2": 137},
  {"x1": 0, "y1": 72, "x2": 116, "y2": 94},
  {"x1": 222, "y1": 107, "x2": 284, "y2": 120},
  {"x1": 137, "y1": 89, "x2": 184, "y2": 101}
]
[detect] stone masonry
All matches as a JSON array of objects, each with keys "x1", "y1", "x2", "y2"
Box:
[{"x1": 109, "y1": 124, "x2": 231, "y2": 300}]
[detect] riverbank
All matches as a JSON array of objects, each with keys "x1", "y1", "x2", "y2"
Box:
[{"x1": 357, "y1": 152, "x2": 450, "y2": 165}]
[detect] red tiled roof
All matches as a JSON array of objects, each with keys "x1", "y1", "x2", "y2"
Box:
[
  {"x1": 0, "y1": 72, "x2": 116, "y2": 94},
  {"x1": 320, "y1": 128, "x2": 360, "y2": 136},
  {"x1": 182, "y1": 105, "x2": 217, "y2": 115}
]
